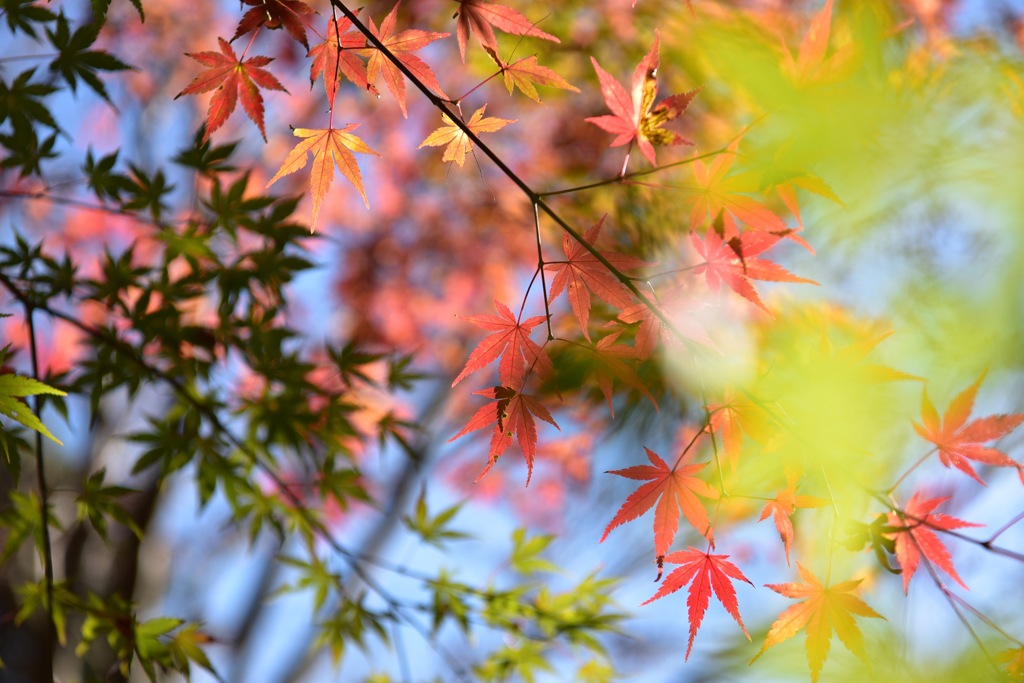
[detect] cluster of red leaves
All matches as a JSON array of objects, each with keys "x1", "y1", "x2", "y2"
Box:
[{"x1": 166, "y1": 1, "x2": 1024, "y2": 680}]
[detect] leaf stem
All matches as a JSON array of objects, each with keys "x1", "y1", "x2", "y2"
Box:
[
  {"x1": 886, "y1": 447, "x2": 937, "y2": 494},
  {"x1": 986, "y1": 509, "x2": 1024, "y2": 545},
  {"x1": 533, "y1": 202, "x2": 553, "y2": 340},
  {"x1": 538, "y1": 148, "x2": 726, "y2": 197},
  {"x1": 913, "y1": 535, "x2": 998, "y2": 672}
]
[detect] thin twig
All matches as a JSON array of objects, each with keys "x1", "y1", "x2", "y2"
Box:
[
  {"x1": 327, "y1": 0, "x2": 701, "y2": 356},
  {"x1": 25, "y1": 303, "x2": 56, "y2": 682}
]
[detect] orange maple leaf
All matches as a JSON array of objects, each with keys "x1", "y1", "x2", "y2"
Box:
[
  {"x1": 706, "y1": 392, "x2": 774, "y2": 472},
  {"x1": 751, "y1": 563, "x2": 885, "y2": 683},
  {"x1": 418, "y1": 105, "x2": 515, "y2": 167},
  {"x1": 266, "y1": 126, "x2": 380, "y2": 226},
  {"x1": 913, "y1": 375, "x2": 1024, "y2": 485},
  {"x1": 586, "y1": 31, "x2": 700, "y2": 166},
  {"x1": 758, "y1": 477, "x2": 827, "y2": 565},
  {"x1": 886, "y1": 492, "x2": 982, "y2": 593},
  {"x1": 366, "y1": 3, "x2": 450, "y2": 117},
  {"x1": 687, "y1": 138, "x2": 792, "y2": 237},
  {"x1": 998, "y1": 646, "x2": 1024, "y2": 679},
  {"x1": 453, "y1": 0, "x2": 559, "y2": 62},
  {"x1": 483, "y1": 47, "x2": 579, "y2": 103},
  {"x1": 176, "y1": 38, "x2": 287, "y2": 141},
  {"x1": 642, "y1": 547, "x2": 752, "y2": 660},
  {"x1": 780, "y1": 0, "x2": 853, "y2": 86},
  {"x1": 449, "y1": 386, "x2": 559, "y2": 486},
  {"x1": 601, "y1": 447, "x2": 718, "y2": 561}
]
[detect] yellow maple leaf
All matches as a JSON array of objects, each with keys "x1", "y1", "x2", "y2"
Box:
[
  {"x1": 267, "y1": 125, "x2": 379, "y2": 227},
  {"x1": 750, "y1": 563, "x2": 884, "y2": 683},
  {"x1": 418, "y1": 105, "x2": 515, "y2": 167}
]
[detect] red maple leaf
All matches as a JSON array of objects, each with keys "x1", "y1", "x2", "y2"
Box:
[
  {"x1": 544, "y1": 216, "x2": 646, "y2": 341},
  {"x1": 886, "y1": 492, "x2": 982, "y2": 593},
  {"x1": 449, "y1": 386, "x2": 559, "y2": 485},
  {"x1": 586, "y1": 31, "x2": 700, "y2": 166},
  {"x1": 913, "y1": 375, "x2": 1024, "y2": 485},
  {"x1": 453, "y1": 0, "x2": 559, "y2": 62},
  {"x1": 176, "y1": 37, "x2": 287, "y2": 141},
  {"x1": 752, "y1": 563, "x2": 884, "y2": 683},
  {"x1": 690, "y1": 229, "x2": 817, "y2": 314},
  {"x1": 601, "y1": 447, "x2": 718, "y2": 560},
  {"x1": 642, "y1": 546, "x2": 752, "y2": 660},
  {"x1": 366, "y1": 4, "x2": 449, "y2": 117},
  {"x1": 451, "y1": 299, "x2": 552, "y2": 388},
  {"x1": 233, "y1": 0, "x2": 317, "y2": 49},
  {"x1": 309, "y1": 16, "x2": 377, "y2": 108},
  {"x1": 758, "y1": 476, "x2": 827, "y2": 565}
]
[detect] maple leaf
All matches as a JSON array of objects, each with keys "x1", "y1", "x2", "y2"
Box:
[
  {"x1": 266, "y1": 125, "x2": 380, "y2": 226},
  {"x1": 886, "y1": 492, "x2": 982, "y2": 593},
  {"x1": 544, "y1": 216, "x2": 646, "y2": 341},
  {"x1": 780, "y1": 0, "x2": 853, "y2": 86},
  {"x1": 309, "y1": 16, "x2": 377, "y2": 109},
  {"x1": 687, "y1": 138, "x2": 794, "y2": 237},
  {"x1": 913, "y1": 375, "x2": 1024, "y2": 485},
  {"x1": 176, "y1": 37, "x2": 287, "y2": 141},
  {"x1": 483, "y1": 47, "x2": 579, "y2": 103},
  {"x1": 642, "y1": 546, "x2": 752, "y2": 660},
  {"x1": 418, "y1": 104, "x2": 515, "y2": 167},
  {"x1": 453, "y1": 0, "x2": 559, "y2": 62},
  {"x1": 707, "y1": 393, "x2": 774, "y2": 471},
  {"x1": 233, "y1": 0, "x2": 316, "y2": 50},
  {"x1": 366, "y1": 4, "x2": 449, "y2": 117},
  {"x1": 0, "y1": 372, "x2": 67, "y2": 445},
  {"x1": 690, "y1": 229, "x2": 817, "y2": 315},
  {"x1": 758, "y1": 477, "x2": 827, "y2": 565},
  {"x1": 601, "y1": 447, "x2": 718, "y2": 560},
  {"x1": 586, "y1": 31, "x2": 700, "y2": 166},
  {"x1": 451, "y1": 299, "x2": 552, "y2": 388},
  {"x1": 998, "y1": 646, "x2": 1024, "y2": 679},
  {"x1": 616, "y1": 285, "x2": 714, "y2": 359},
  {"x1": 449, "y1": 386, "x2": 559, "y2": 485},
  {"x1": 763, "y1": 168, "x2": 844, "y2": 229},
  {"x1": 587, "y1": 331, "x2": 658, "y2": 417},
  {"x1": 751, "y1": 563, "x2": 885, "y2": 683}
]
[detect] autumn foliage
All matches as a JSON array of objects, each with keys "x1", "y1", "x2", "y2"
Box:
[{"x1": 2, "y1": 0, "x2": 1024, "y2": 681}]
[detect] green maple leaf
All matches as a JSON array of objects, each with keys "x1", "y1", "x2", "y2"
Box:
[{"x1": 0, "y1": 373, "x2": 67, "y2": 445}]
